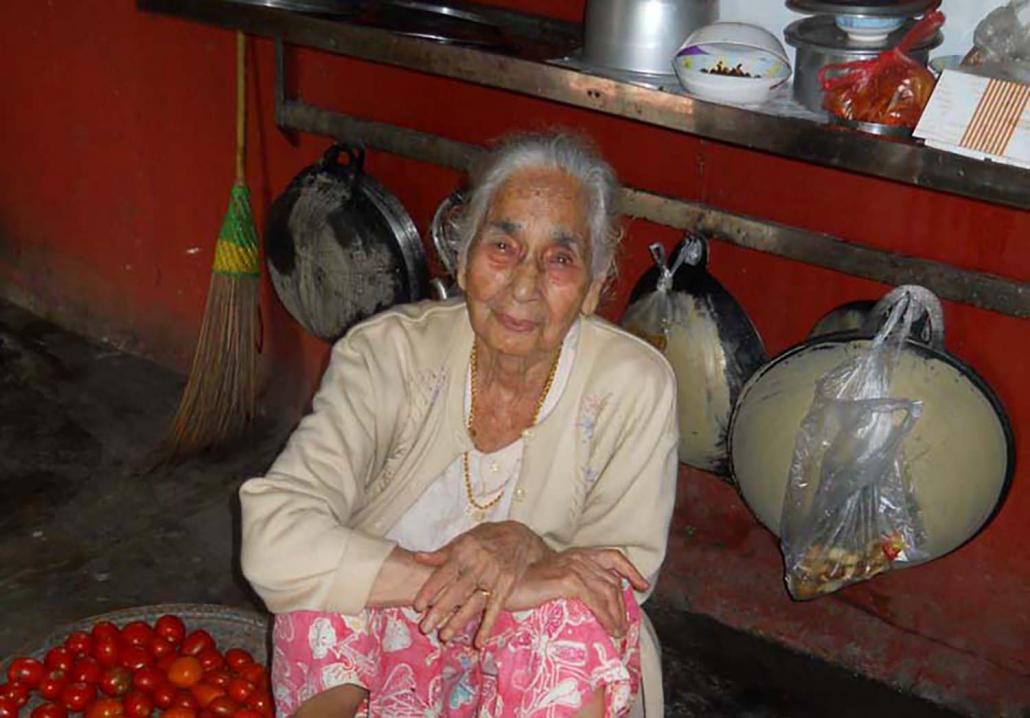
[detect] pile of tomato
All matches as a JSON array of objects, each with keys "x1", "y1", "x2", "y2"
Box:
[{"x1": 0, "y1": 615, "x2": 273, "y2": 718}]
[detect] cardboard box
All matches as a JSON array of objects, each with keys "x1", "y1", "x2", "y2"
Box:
[{"x1": 914, "y1": 68, "x2": 1030, "y2": 170}]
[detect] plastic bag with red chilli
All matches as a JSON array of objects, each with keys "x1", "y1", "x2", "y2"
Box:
[{"x1": 819, "y1": 10, "x2": 945, "y2": 127}]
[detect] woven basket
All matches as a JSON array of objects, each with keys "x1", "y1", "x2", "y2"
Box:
[{"x1": 1, "y1": 603, "x2": 270, "y2": 710}]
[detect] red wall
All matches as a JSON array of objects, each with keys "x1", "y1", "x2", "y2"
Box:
[{"x1": 2, "y1": 2, "x2": 1027, "y2": 713}]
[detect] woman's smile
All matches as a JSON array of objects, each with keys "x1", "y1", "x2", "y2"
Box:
[{"x1": 493, "y1": 311, "x2": 540, "y2": 333}]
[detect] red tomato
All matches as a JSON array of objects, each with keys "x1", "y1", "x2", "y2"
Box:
[
  {"x1": 99, "y1": 667, "x2": 132, "y2": 697},
  {"x1": 167, "y1": 658, "x2": 203, "y2": 689},
  {"x1": 90, "y1": 622, "x2": 120, "y2": 645},
  {"x1": 119, "y1": 622, "x2": 152, "y2": 649},
  {"x1": 65, "y1": 632, "x2": 93, "y2": 658},
  {"x1": 207, "y1": 697, "x2": 238, "y2": 717},
  {"x1": 31, "y1": 703, "x2": 68, "y2": 718},
  {"x1": 173, "y1": 691, "x2": 198, "y2": 711},
  {"x1": 72, "y1": 657, "x2": 103, "y2": 685},
  {"x1": 232, "y1": 710, "x2": 262, "y2": 718},
  {"x1": 195, "y1": 650, "x2": 223, "y2": 674},
  {"x1": 152, "y1": 684, "x2": 176, "y2": 709},
  {"x1": 161, "y1": 709, "x2": 196, "y2": 718},
  {"x1": 245, "y1": 693, "x2": 272, "y2": 717},
  {"x1": 189, "y1": 683, "x2": 225, "y2": 709},
  {"x1": 237, "y1": 665, "x2": 264, "y2": 689},
  {"x1": 179, "y1": 632, "x2": 214, "y2": 659},
  {"x1": 8, "y1": 657, "x2": 45, "y2": 687},
  {"x1": 92, "y1": 639, "x2": 121, "y2": 668},
  {"x1": 224, "y1": 679, "x2": 254, "y2": 705},
  {"x1": 122, "y1": 691, "x2": 152, "y2": 718},
  {"x1": 156, "y1": 655, "x2": 176, "y2": 673},
  {"x1": 222, "y1": 651, "x2": 252, "y2": 674},
  {"x1": 202, "y1": 672, "x2": 231, "y2": 690},
  {"x1": 0, "y1": 697, "x2": 16, "y2": 718},
  {"x1": 60, "y1": 681, "x2": 97, "y2": 712},
  {"x1": 39, "y1": 670, "x2": 69, "y2": 701},
  {"x1": 0, "y1": 682, "x2": 30, "y2": 708},
  {"x1": 147, "y1": 636, "x2": 175, "y2": 661},
  {"x1": 120, "y1": 647, "x2": 151, "y2": 672},
  {"x1": 45, "y1": 648, "x2": 75, "y2": 674},
  {"x1": 198, "y1": 712, "x2": 215, "y2": 718},
  {"x1": 154, "y1": 616, "x2": 185, "y2": 647},
  {"x1": 131, "y1": 666, "x2": 163, "y2": 694},
  {"x1": 86, "y1": 697, "x2": 124, "y2": 718}
]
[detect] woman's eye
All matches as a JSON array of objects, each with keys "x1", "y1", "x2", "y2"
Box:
[{"x1": 552, "y1": 253, "x2": 574, "y2": 266}]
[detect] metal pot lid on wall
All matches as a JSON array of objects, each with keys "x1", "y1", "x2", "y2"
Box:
[
  {"x1": 265, "y1": 144, "x2": 428, "y2": 341},
  {"x1": 623, "y1": 235, "x2": 768, "y2": 475},
  {"x1": 730, "y1": 286, "x2": 1014, "y2": 562}
]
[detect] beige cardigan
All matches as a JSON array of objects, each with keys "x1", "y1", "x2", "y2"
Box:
[{"x1": 240, "y1": 300, "x2": 679, "y2": 715}]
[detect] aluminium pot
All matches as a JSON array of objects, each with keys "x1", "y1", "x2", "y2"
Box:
[
  {"x1": 785, "y1": 15, "x2": 941, "y2": 112},
  {"x1": 265, "y1": 144, "x2": 429, "y2": 341},
  {"x1": 729, "y1": 286, "x2": 1014, "y2": 563},
  {"x1": 583, "y1": 0, "x2": 719, "y2": 77}
]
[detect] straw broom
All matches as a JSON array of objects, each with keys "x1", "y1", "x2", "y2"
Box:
[{"x1": 163, "y1": 32, "x2": 260, "y2": 457}]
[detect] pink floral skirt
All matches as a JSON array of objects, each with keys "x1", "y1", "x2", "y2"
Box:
[{"x1": 272, "y1": 591, "x2": 641, "y2": 717}]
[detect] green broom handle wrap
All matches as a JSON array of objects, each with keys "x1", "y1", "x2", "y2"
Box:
[{"x1": 212, "y1": 33, "x2": 260, "y2": 278}]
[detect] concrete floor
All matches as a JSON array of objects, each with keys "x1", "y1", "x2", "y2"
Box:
[{"x1": 0, "y1": 299, "x2": 962, "y2": 717}]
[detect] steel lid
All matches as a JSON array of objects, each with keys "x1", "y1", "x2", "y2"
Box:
[
  {"x1": 786, "y1": 0, "x2": 936, "y2": 17},
  {"x1": 785, "y1": 15, "x2": 942, "y2": 54}
]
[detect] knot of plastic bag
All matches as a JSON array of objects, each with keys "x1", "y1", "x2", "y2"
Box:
[{"x1": 648, "y1": 240, "x2": 695, "y2": 293}]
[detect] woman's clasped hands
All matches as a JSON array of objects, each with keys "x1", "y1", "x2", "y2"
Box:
[{"x1": 411, "y1": 521, "x2": 649, "y2": 648}]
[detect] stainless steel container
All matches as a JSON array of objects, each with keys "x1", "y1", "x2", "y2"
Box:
[
  {"x1": 785, "y1": 15, "x2": 941, "y2": 112},
  {"x1": 583, "y1": 0, "x2": 719, "y2": 77}
]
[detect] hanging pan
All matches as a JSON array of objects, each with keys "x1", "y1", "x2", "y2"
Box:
[
  {"x1": 622, "y1": 234, "x2": 768, "y2": 475},
  {"x1": 265, "y1": 144, "x2": 429, "y2": 341},
  {"x1": 730, "y1": 285, "x2": 1015, "y2": 562}
]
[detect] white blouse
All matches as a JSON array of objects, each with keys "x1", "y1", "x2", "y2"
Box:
[{"x1": 385, "y1": 321, "x2": 580, "y2": 553}]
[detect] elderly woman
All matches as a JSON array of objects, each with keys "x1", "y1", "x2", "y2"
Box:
[{"x1": 240, "y1": 132, "x2": 678, "y2": 718}]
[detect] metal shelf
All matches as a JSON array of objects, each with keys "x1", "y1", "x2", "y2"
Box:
[{"x1": 140, "y1": 0, "x2": 1029, "y2": 211}]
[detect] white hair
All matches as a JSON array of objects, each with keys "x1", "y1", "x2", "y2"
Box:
[{"x1": 454, "y1": 131, "x2": 622, "y2": 280}]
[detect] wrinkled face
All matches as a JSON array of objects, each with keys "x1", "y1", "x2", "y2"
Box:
[{"x1": 460, "y1": 166, "x2": 604, "y2": 361}]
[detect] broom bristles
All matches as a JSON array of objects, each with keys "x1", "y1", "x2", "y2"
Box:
[{"x1": 161, "y1": 272, "x2": 259, "y2": 457}]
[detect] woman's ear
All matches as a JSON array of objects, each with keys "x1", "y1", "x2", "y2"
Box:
[
  {"x1": 580, "y1": 277, "x2": 605, "y2": 316},
  {"x1": 456, "y1": 252, "x2": 468, "y2": 292}
]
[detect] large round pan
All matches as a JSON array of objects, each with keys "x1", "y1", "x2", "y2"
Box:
[
  {"x1": 265, "y1": 144, "x2": 428, "y2": 341},
  {"x1": 729, "y1": 287, "x2": 1014, "y2": 562},
  {"x1": 624, "y1": 235, "x2": 768, "y2": 476}
]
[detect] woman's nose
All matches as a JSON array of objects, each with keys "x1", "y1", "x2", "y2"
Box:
[{"x1": 510, "y1": 258, "x2": 541, "y2": 302}]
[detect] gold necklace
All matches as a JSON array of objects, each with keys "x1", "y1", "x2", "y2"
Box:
[{"x1": 463, "y1": 342, "x2": 561, "y2": 519}]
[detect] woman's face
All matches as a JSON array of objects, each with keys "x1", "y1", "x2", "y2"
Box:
[{"x1": 460, "y1": 166, "x2": 604, "y2": 362}]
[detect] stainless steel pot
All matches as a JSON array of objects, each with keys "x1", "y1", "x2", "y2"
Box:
[
  {"x1": 785, "y1": 15, "x2": 941, "y2": 112},
  {"x1": 583, "y1": 0, "x2": 719, "y2": 76}
]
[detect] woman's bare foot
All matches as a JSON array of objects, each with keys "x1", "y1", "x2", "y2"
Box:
[
  {"x1": 293, "y1": 683, "x2": 368, "y2": 718},
  {"x1": 573, "y1": 687, "x2": 605, "y2": 718}
]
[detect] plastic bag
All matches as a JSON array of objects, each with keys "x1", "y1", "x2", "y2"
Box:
[
  {"x1": 780, "y1": 294, "x2": 928, "y2": 600},
  {"x1": 972, "y1": 0, "x2": 1030, "y2": 65},
  {"x1": 820, "y1": 10, "x2": 945, "y2": 126},
  {"x1": 621, "y1": 242, "x2": 693, "y2": 353},
  {"x1": 963, "y1": 0, "x2": 1030, "y2": 84}
]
